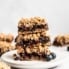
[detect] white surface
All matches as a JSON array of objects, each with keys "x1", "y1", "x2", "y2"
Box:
[
  {"x1": 1, "y1": 47, "x2": 69, "y2": 69},
  {"x1": 0, "y1": 0, "x2": 69, "y2": 69}
]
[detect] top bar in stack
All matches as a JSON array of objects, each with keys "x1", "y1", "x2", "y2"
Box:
[{"x1": 18, "y1": 17, "x2": 49, "y2": 34}]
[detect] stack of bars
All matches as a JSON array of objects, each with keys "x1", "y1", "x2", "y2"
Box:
[
  {"x1": 0, "y1": 33, "x2": 14, "y2": 56},
  {"x1": 15, "y1": 17, "x2": 56, "y2": 61}
]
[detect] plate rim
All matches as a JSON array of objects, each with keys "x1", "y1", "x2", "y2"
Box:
[{"x1": 1, "y1": 49, "x2": 69, "y2": 68}]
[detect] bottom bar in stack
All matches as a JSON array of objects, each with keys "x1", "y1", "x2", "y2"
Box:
[{"x1": 13, "y1": 44, "x2": 56, "y2": 61}]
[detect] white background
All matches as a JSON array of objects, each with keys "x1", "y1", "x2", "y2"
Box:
[{"x1": 0, "y1": 0, "x2": 69, "y2": 69}]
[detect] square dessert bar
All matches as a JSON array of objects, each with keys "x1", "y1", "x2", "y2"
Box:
[
  {"x1": 18, "y1": 17, "x2": 48, "y2": 34},
  {"x1": 14, "y1": 44, "x2": 56, "y2": 61},
  {"x1": 53, "y1": 34, "x2": 69, "y2": 46},
  {"x1": 15, "y1": 45, "x2": 51, "y2": 61},
  {"x1": 0, "y1": 33, "x2": 14, "y2": 56},
  {"x1": 15, "y1": 32, "x2": 51, "y2": 47}
]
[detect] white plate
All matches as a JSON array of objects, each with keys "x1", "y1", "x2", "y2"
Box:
[{"x1": 1, "y1": 47, "x2": 69, "y2": 69}]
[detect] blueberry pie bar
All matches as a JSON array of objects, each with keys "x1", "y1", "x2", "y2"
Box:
[
  {"x1": 53, "y1": 34, "x2": 69, "y2": 46},
  {"x1": 18, "y1": 17, "x2": 48, "y2": 34},
  {"x1": 0, "y1": 33, "x2": 15, "y2": 56},
  {"x1": 0, "y1": 61, "x2": 11, "y2": 69}
]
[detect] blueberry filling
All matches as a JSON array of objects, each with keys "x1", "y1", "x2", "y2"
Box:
[
  {"x1": 16, "y1": 36, "x2": 50, "y2": 46},
  {"x1": 19, "y1": 53, "x2": 25, "y2": 57},
  {"x1": 18, "y1": 24, "x2": 48, "y2": 31},
  {"x1": 25, "y1": 53, "x2": 31, "y2": 59},
  {"x1": 53, "y1": 40, "x2": 61, "y2": 46},
  {"x1": 32, "y1": 52, "x2": 39, "y2": 56},
  {"x1": 39, "y1": 36, "x2": 50, "y2": 43}
]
